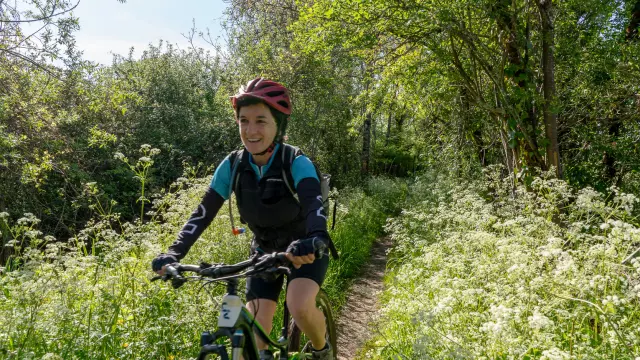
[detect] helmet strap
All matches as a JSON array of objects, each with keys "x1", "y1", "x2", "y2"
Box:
[
  {"x1": 251, "y1": 141, "x2": 277, "y2": 156},
  {"x1": 274, "y1": 117, "x2": 288, "y2": 143}
]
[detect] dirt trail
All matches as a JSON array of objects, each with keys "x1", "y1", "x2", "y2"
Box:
[{"x1": 335, "y1": 237, "x2": 391, "y2": 360}]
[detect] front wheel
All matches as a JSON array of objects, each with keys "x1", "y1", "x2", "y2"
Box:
[{"x1": 288, "y1": 290, "x2": 337, "y2": 359}]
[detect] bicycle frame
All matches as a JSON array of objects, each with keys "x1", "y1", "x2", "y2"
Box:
[
  {"x1": 155, "y1": 252, "x2": 329, "y2": 360},
  {"x1": 196, "y1": 278, "x2": 294, "y2": 360}
]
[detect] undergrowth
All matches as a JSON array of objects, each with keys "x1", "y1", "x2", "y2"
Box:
[{"x1": 362, "y1": 166, "x2": 640, "y2": 359}]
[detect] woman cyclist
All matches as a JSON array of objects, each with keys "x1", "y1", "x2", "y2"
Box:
[{"x1": 152, "y1": 78, "x2": 334, "y2": 360}]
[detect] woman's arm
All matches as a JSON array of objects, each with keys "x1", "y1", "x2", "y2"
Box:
[
  {"x1": 291, "y1": 156, "x2": 330, "y2": 240},
  {"x1": 152, "y1": 156, "x2": 232, "y2": 272},
  {"x1": 166, "y1": 187, "x2": 225, "y2": 258}
]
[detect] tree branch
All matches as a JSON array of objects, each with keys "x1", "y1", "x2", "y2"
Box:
[
  {"x1": 0, "y1": 48, "x2": 61, "y2": 77},
  {"x1": 0, "y1": 0, "x2": 80, "y2": 23}
]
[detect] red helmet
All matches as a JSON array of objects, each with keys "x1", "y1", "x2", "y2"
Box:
[{"x1": 231, "y1": 78, "x2": 292, "y2": 115}]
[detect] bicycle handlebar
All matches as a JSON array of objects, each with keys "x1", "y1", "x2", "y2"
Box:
[
  {"x1": 151, "y1": 252, "x2": 291, "y2": 288},
  {"x1": 151, "y1": 240, "x2": 328, "y2": 289}
]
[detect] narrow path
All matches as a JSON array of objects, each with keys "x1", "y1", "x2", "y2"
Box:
[{"x1": 336, "y1": 237, "x2": 391, "y2": 360}]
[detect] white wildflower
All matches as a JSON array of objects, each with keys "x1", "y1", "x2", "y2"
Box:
[
  {"x1": 432, "y1": 296, "x2": 455, "y2": 314},
  {"x1": 528, "y1": 308, "x2": 554, "y2": 330},
  {"x1": 25, "y1": 230, "x2": 42, "y2": 238},
  {"x1": 17, "y1": 213, "x2": 40, "y2": 225},
  {"x1": 541, "y1": 348, "x2": 570, "y2": 360}
]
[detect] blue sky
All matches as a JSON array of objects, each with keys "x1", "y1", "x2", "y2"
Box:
[{"x1": 73, "y1": 0, "x2": 228, "y2": 64}]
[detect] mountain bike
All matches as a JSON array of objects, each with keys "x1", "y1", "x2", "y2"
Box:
[{"x1": 152, "y1": 251, "x2": 337, "y2": 360}]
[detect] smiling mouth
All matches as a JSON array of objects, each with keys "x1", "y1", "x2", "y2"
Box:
[{"x1": 248, "y1": 139, "x2": 261, "y2": 143}]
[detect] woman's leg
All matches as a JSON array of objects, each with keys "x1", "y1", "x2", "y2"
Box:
[
  {"x1": 286, "y1": 278, "x2": 326, "y2": 350},
  {"x1": 246, "y1": 299, "x2": 278, "y2": 350}
]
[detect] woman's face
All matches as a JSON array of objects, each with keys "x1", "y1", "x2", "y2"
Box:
[{"x1": 237, "y1": 102, "x2": 277, "y2": 154}]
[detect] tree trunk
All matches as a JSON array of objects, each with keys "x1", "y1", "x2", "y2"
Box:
[
  {"x1": 538, "y1": 0, "x2": 561, "y2": 177},
  {"x1": 362, "y1": 112, "x2": 371, "y2": 173},
  {"x1": 602, "y1": 117, "x2": 621, "y2": 184},
  {"x1": 494, "y1": 0, "x2": 545, "y2": 171},
  {"x1": 395, "y1": 103, "x2": 407, "y2": 132},
  {"x1": 500, "y1": 126, "x2": 515, "y2": 175},
  {"x1": 385, "y1": 112, "x2": 392, "y2": 145},
  {"x1": 461, "y1": 87, "x2": 486, "y2": 166},
  {"x1": 626, "y1": 0, "x2": 640, "y2": 41},
  {"x1": 473, "y1": 129, "x2": 486, "y2": 166}
]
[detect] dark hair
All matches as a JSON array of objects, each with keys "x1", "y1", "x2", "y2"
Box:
[{"x1": 235, "y1": 97, "x2": 288, "y2": 142}]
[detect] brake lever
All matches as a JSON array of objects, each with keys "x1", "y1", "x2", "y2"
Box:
[
  {"x1": 150, "y1": 265, "x2": 179, "y2": 283},
  {"x1": 248, "y1": 266, "x2": 291, "y2": 281},
  {"x1": 275, "y1": 266, "x2": 291, "y2": 276},
  {"x1": 253, "y1": 254, "x2": 276, "y2": 269},
  {"x1": 149, "y1": 273, "x2": 184, "y2": 287},
  {"x1": 171, "y1": 277, "x2": 187, "y2": 289},
  {"x1": 149, "y1": 265, "x2": 186, "y2": 289}
]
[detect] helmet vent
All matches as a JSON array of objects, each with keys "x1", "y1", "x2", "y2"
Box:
[
  {"x1": 265, "y1": 90, "x2": 285, "y2": 97},
  {"x1": 231, "y1": 77, "x2": 292, "y2": 115},
  {"x1": 278, "y1": 100, "x2": 290, "y2": 109}
]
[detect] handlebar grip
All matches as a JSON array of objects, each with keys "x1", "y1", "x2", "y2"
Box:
[
  {"x1": 165, "y1": 265, "x2": 179, "y2": 277},
  {"x1": 312, "y1": 238, "x2": 327, "y2": 259},
  {"x1": 162, "y1": 265, "x2": 188, "y2": 289}
]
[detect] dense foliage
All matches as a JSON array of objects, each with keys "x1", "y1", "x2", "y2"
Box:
[
  {"x1": 0, "y1": 44, "x2": 237, "y2": 243},
  {"x1": 292, "y1": 0, "x2": 640, "y2": 184}
]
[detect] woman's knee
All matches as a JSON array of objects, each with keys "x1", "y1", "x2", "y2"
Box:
[
  {"x1": 286, "y1": 278, "x2": 319, "y2": 320},
  {"x1": 247, "y1": 299, "x2": 278, "y2": 329}
]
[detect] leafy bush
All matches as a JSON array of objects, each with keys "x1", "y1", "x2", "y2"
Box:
[
  {"x1": 0, "y1": 44, "x2": 235, "y2": 240},
  {"x1": 363, "y1": 167, "x2": 640, "y2": 359}
]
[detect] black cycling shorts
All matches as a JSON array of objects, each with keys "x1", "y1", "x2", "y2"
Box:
[{"x1": 246, "y1": 254, "x2": 329, "y2": 302}]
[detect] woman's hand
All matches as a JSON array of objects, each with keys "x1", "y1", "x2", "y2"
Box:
[
  {"x1": 285, "y1": 252, "x2": 316, "y2": 269},
  {"x1": 152, "y1": 253, "x2": 178, "y2": 275},
  {"x1": 285, "y1": 237, "x2": 327, "y2": 269},
  {"x1": 155, "y1": 265, "x2": 169, "y2": 276}
]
